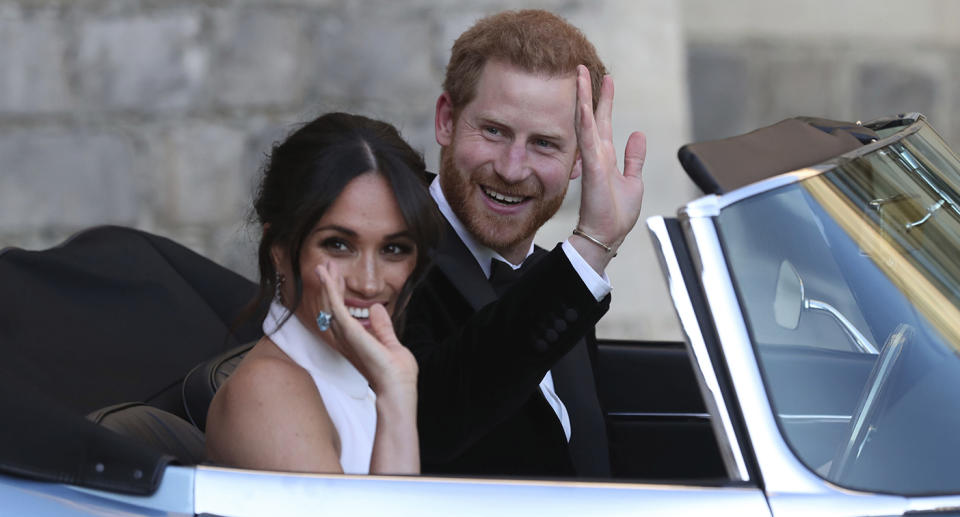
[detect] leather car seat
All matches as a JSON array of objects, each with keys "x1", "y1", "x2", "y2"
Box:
[
  {"x1": 87, "y1": 402, "x2": 205, "y2": 465},
  {"x1": 181, "y1": 341, "x2": 256, "y2": 432}
]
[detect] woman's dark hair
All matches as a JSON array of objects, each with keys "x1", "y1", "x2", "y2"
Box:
[{"x1": 249, "y1": 112, "x2": 441, "y2": 330}]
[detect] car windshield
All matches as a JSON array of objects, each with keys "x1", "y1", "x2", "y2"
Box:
[{"x1": 717, "y1": 119, "x2": 960, "y2": 495}]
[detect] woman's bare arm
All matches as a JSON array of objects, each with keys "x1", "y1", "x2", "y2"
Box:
[{"x1": 205, "y1": 350, "x2": 344, "y2": 474}]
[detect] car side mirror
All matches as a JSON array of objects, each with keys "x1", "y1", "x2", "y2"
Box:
[{"x1": 774, "y1": 260, "x2": 803, "y2": 330}]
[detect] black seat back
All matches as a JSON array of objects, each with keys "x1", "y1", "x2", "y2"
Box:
[
  {"x1": 182, "y1": 341, "x2": 256, "y2": 431},
  {"x1": 0, "y1": 225, "x2": 263, "y2": 418}
]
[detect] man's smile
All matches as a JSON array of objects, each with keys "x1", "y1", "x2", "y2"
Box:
[{"x1": 481, "y1": 185, "x2": 527, "y2": 205}]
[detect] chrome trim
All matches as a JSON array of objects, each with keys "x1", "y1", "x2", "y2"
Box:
[
  {"x1": 193, "y1": 466, "x2": 771, "y2": 517},
  {"x1": 716, "y1": 168, "x2": 828, "y2": 211},
  {"x1": 790, "y1": 264, "x2": 879, "y2": 354},
  {"x1": 681, "y1": 194, "x2": 722, "y2": 218},
  {"x1": 647, "y1": 216, "x2": 750, "y2": 481},
  {"x1": 681, "y1": 213, "x2": 831, "y2": 493},
  {"x1": 607, "y1": 411, "x2": 710, "y2": 420},
  {"x1": 681, "y1": 168, "x2": 828, "y2": 219},
  {"x1": 778, "y1": 414, "x2": 850, "y2": 424},
  {"x1": 804, "y1": 299, "x2": 879, "y2": 354}
]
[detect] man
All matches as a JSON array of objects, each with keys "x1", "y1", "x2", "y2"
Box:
[{"x1": 402, "y1": 9, "x2": 646, "y2": 477}]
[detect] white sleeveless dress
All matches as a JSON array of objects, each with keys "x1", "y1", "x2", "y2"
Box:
[{"x1": 263, "y1": 301, "x2": 377, "y2": 474}]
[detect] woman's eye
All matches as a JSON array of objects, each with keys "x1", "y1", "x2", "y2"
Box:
[
  {"x1": 383, "y1": 243, "x2": 413, "y2": 257},
  {"x1": 322, "y1": 238, "x2": 351, "y2": 253}
]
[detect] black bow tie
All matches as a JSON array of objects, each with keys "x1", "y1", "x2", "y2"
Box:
[{"x1": 489, "y1": 259, "x2": 525, "y2": 296}]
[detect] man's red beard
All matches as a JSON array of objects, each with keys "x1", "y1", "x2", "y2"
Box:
[{"x1": 438, "y1": 143, "x2": 567, "y2": 257}]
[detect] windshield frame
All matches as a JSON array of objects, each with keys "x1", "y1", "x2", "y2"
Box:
[{"x1": 669, "y1": 112, "x2": 960, "y2": 502}]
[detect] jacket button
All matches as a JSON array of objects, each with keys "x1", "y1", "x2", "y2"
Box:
[
  {"x1": 564, "y1": 308, "x2": 578, "y2": 322},
  {"x1": 554, "y1": 319, "x2": 568, "y2": 333}
]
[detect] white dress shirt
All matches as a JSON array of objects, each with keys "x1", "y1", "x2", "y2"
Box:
[{"x1": 429, "y1": 178, "x2": 612, "y2": 442}]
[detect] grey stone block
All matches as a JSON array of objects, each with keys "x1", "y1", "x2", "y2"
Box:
[
  {"x1": 856, "y1": 63, "x2": 937, "y2": 124},
  {"x1": 75, "y1": 12, "x2": 207, "y2": 110},
  {"x1": 308, "y1": 14, "x2": 437, "y2": 107},
  {"x1": 209, "y1": 9, "x2": 310, "y2": 108},
  {"x1": 153, "y1": 122, "x2": 248, "y2": 226},
  {"x1": 754, "y1": 49, "x2": 841, "y2": 127},
  {"x1": 687, "y1": 45, "x2": 749, "y2": 141},
  {"x1": 210, "y1": 222, "x2": 260, "y2": 281},
  {"x1": 0, "y1": 129, "x2": 138, "y2": 233},
  {"x1": 0, "y1": 7, "x2": 72, "y2": 113}
]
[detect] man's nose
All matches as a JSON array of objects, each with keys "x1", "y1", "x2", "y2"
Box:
[
  {"x1": 345, "y1": 254, "x2": 383, "y2": 297},
  {"x1": 495, "y1": 140, "x2": 531, "y2": 184}
]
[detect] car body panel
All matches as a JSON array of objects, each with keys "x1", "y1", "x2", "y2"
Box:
[{"x1": 192, "y1": 466, "x2": 770, "y2": 517}]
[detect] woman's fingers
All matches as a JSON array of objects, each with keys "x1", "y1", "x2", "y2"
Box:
[
  {"x1": 314, "y1": 264, "x2": 390, "y2": 357},
  {"x1": 368, "y1": 304, "x2": 402, "y2": 350},
  {"x1": 315, "y1": 263, "x2": 356, "y2": 343}
]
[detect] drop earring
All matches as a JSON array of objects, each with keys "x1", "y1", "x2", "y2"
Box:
[{"x1": 275, "y1": 271, "x2": 286, "y2": 304}]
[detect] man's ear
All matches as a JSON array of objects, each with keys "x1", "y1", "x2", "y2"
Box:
[
  {"x1": 435, "y1": 92, "x2": 455, "y2": 146},
  {"x1": 570, "y1": 153, "x2": 582, "y2": 180}
]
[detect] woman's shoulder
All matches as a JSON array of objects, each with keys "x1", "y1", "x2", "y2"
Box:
[
  {"x1": 205, "y1": 338, "x2": 342, "y2": 471},
  {"x1": 217, "y1": 338, "x2": 316, "y2": 404}
]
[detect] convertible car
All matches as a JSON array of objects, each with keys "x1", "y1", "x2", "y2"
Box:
[{"x1": 2, "y1": 113, "x2": 959, "y2": 516}]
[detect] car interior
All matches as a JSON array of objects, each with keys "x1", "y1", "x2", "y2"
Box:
[{"x1": 0, "y1": 224, "x2": 730, "y2": 492}]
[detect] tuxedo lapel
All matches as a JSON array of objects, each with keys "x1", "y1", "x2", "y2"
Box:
[
  {"x1": 432, "y1": 221, "x2": 496, "y2": 311},
  {"x1": 552, "y1": 337, "x2": 611, "y2": 477},
  {"x1": 429, "y1": 217, "x2": 609, "y2": 477}
]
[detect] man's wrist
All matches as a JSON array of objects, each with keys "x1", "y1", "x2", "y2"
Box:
[
  {"x1": 561, "y1": 239, "x2": 611, "y2": 302},
  {"x1": 572, "y1": 227, "x2": 617, "y2": 256},
  {"x1": 569, "y1": 231, "x2": 617, "y2": 276}
]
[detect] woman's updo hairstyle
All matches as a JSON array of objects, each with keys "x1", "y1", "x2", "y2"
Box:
[{"x1": 251, "y1": 112, "x2": 441, "y2": 328}]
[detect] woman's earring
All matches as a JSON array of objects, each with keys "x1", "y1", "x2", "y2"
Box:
[{"x1": 275, "y1": 271, "x2": 286, "y2": 304}]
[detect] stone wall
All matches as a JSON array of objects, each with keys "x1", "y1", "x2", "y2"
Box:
[
  {"x1": 683, "y1": 0, "x2": 960, "y2": 146},
  {"x1": 0, "y1": 0, "x2": 694, "y2": 340},
  {"x1": 6, "y1": 0, "x2": 956, "y2": 341}
]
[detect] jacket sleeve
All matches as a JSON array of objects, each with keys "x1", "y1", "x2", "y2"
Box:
[{"x1": 402, "y1": 243, "x2": 610, "y2": 462}]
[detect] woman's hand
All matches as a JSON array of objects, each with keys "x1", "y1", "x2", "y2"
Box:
[
  {"x1": 314, "y1": 262, "x2": 418, "y2": 395},
  {"x1": 315, "y1": 262, "x2": 420, "y2": 474}
]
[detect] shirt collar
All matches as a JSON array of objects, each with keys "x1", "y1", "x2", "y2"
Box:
[
  {"x1": 430, "y1": 176, "x2": 534, "y2": 278},
  {"x1": 263, "y1": 301, "x2": 370, "y2": 400}
]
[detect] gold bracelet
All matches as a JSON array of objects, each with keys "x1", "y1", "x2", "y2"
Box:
[{"x1": 572, "y1": 227, "x2": 617, "y2": 256}]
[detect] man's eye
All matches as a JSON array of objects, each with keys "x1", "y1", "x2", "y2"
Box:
[
  {"x1": 534, "y1": 139, "x2": 555, "y2": 149},
  {"x1": 484, "y1": 127, "x2": 501, "y2": 136}
]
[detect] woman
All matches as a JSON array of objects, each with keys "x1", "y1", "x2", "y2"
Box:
[{"x1": 205, "y1": 113, "x2": 440, "y2": 475}]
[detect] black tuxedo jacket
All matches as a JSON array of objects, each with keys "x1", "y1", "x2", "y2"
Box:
[{"x1": 403, "y1": 222, "x2": 611, "y2": 477}]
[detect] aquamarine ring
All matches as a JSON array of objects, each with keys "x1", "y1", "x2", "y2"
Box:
[{"x1": 316, "y1": 310, "x2": 333, "y2": 331}]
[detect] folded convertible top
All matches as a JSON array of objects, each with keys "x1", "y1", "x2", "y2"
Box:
[
  {"x1": 0, "y1": 225, "x2": 263, "y2": 494},
  {"x1": 678, "y1": 117, "x2": 880, "y2": 195}
]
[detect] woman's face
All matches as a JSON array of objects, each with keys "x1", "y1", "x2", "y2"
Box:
[{"x1": 278, "y1": 172, "x2": 418, "y2": 344}]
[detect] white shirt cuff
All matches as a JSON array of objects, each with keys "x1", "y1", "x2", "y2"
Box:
[{"x1": 561, "y1": 239, "x2": 611, "y2": 302}]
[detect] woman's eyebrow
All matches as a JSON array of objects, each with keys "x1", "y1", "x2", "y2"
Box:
[
  {"x1": 312, "y1": 225, "x2": 356, "y2": 237},
  {"x1": 313, "y1": 226, "x2": 413, "y2": 240},
  {"x1": 386, "y1": 230, "x2": 413, "y2": 240}
]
